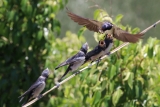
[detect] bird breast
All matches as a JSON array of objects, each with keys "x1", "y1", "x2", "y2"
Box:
[
  {"x1": 32, "y1": 81, "x2": 45, "y2": 98},
  {"x1": 70, "y1": 60, "x2": 85, "y2": 71},
  {"x1": 90, "y1": 51, "x2": 105, "y2": 61},
  {"x1": 104, "y1": 42, "x2": 113, "y2": 54}
]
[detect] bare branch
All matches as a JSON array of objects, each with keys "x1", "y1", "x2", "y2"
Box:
[{"x1": 22, "y1": 20, "x2": 160, "y2": 107}]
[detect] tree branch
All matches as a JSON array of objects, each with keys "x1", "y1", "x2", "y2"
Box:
[{"x1": 22, "y1": 20, "x2": 160, "y2": 107}]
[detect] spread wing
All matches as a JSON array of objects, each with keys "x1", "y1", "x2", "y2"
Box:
[
  {"x1": 19, "y1": 78, "x2": 42, "y2": 98},
  {"x1": 113, "y1": 26, "x2": 144, "y2": 43},
  {"x1": 55, "y1": 51, "x2": 85, "y2": 69},
  {"x1": 66, "y1": 8, "x2": 103, "y2": 33}
]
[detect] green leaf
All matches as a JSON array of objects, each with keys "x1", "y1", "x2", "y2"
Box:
[
  {"x1": 128, "y1": 72, "x2": 134, "y2": 89},
  {"x1": 112, "y1": 88, "x2": 124, "y2": 106},
  {"x1": 123, "y1": 71, "x2": 131, "y2": 81},
  {"x1": 147, "y1": 47, "x2": 153, "y2": 58},
  {"x1": 115, "y1": 14, "x2": 123, "y2": 23},
  {"x1": 92, "y1": 91, "x2": 101, "y2": 105},
  {"x1": 131, "y1": 27, "x2": 140, "y2": 34},
  {"x1": 135, "y1": 81, "x2": 143, "y2": 98},
  {"x1": 77, "y1": 27, "x2": 86, "y2": 38},
  {"x1": 8, "y1": 10, "x2": 15, "y2": 21},
  {"x1": 37, "y1": 30, "x2": 43, "y2": 40},
  {"x1": 94, "y1": 9, "x2": 101, "y2": 20},
  {"x1": 101, "y1": 80, "x2": 107, "y2": 91},
  {"x1": 108, "y1": 65, "x2": 117, "y2": 79}
]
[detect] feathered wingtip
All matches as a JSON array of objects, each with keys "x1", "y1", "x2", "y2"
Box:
[
  {"x1": 18, "y1": 96, "x2": 27, "y2": 106},
  {"x1": 55, "y1": 66, "x2": 59, "y2": 70},
  {"x1": 18, "y1": 96, "x2": 24, "y2": 103},
  {"x1": 66, "y1": 7, "x2": 70, "y2": 12},
  {"x1": 55, "y1": 61, "x2": 68, "y2": 70}
]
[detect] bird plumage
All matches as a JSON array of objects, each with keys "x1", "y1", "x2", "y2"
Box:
[
  {"x1": 85, "y1": 40, "x2": 106, "y2": 63},
  {"x1": 19, "y1": 68, "x2": 49, "y2": 105},
  {"x1": 66, "y1": 8, "x2": 144, "y2": 43},
  {"x1": 103, "y1": 34, "x2": 113, "y2": 54},
  {"x1": 55, "y1": 42, "x2": 89, "y2": 81}
]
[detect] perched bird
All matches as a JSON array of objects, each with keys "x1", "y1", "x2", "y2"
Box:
[
  {"x1": 103, "y1": 34, "x2": 113, "y2": 55},
  {"x1": 84, "y1": 40, "x2": 106, "y2": 67},
  {"x1": 19, "y1": 68, "x2": 50, "y2": 105},
  {"x1": 55, "y1": 42, "x2": 89, "y2": 81},
  {"x1": 66, "y1": 8, "x2": 144, "y2": 43},
  {"x1": 95, "y1": 34, "x2": 113, "y2": 67}
]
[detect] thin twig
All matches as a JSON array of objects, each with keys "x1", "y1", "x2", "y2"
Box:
[{"x1": 22, "y1": 20, "x2": 160, "y2": 107}]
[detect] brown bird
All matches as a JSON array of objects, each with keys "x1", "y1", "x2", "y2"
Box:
[{"x1": 66, "y1": 8, "x2": 144, "y2": 43}]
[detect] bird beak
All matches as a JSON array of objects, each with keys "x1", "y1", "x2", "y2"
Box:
[
  {"x1": 99, "y1": 40, "x2": 106, "y2": 48},
  {"x1": 83, "y1": 42, "x2": 89, "y2": 50}
]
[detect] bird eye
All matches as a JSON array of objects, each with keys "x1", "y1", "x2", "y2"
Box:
[{"x1": 100, "y1": 41, "x2": 104, "y2": 45}]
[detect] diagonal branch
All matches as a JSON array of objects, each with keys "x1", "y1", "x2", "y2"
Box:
[{"x1": 22, "y1": 20, "x2": 160, "y2": 107}]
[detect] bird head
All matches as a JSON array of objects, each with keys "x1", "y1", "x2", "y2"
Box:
[
  {"x1": 103, "y1": 34, "x2": 113, "y2": 47},
  {"x1": 99, "y1": 40, "x2": 106, "y2": 49},
  {"x1": 104, "y1": 34, "x2": 113, "y2": 40},
  {"x1": 81, "y1": 42, "x2": 89, "y2": 54},
  {"x1": 102, "y1": 22, "x2": 113, "y2": 31},
  {"x1": 41, "y1": 68, "x2": 50, "y2": 78}
]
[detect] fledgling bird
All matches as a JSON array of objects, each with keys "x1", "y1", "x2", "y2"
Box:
[
  {"x1": 103, "y1": 34, "x2": 113, "y2": 55},
  {"x1": 94, "y1": 34, "x2": 113, "y2": 67},
  {"x1": 84, "y1": 40, "x2": 106, "y2": 67},
  {"x1": 66, "y1": 8, "x2": 144, "y2": 43},
  {"x1": 19, "y1": 68, "x2": 50, "y2": 106},
  {"x1": 55, "y1": 42, "x2": 89, "y2": 81}
]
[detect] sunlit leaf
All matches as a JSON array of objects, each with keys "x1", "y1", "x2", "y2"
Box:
[
  {"x1": 147, "y1": 47, "x2": 153, "y2": 58},
  {"x1": 112, "y1": 88, "x2": 124, "y2": 106},
  {"x1": 115, "y1": 14, "x2": 123, "y2": 23},
  {"x1": 128, "y1": 72, "x2": 134, "y2": 89},
  {"x1": 77, "y1": 27, "x2": 86, "y2": 38},
  {"x1": 108, "y1": 65, "x2": 117, "y2": 79}
]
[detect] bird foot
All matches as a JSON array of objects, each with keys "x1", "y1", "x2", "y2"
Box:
[
  {"x1": 56, "y1": 83, "x2": 61, "y2": 88},
  {"x1": 106, "y1": 52, "x2": 111, "y2": 56},
  {"x1": 37, "y1": 94, "x2": 43, "y2": 99},
  {"x1": 153, "y1": 23, "x2": 156, "y2": 27},
  {"x1": 75, "y1": 71, "x2": 81, "y2": 75},
  {"x1": 96, "y1": 58, "x2": 101, "y2": 68},
  {"x1": 88, "y1": 63, "x2": 92, "y2": 68}
]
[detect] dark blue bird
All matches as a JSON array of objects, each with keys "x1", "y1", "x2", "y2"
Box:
[
  {"x1": 84, "y1": 40, "x2": 106, "y2": 67},
  {"x1": 19, "y1": 68, "x2": 50, "y2": 105},
  {"x1": 55, "y1": 42, "x2": 89, "y2": 81},
  {"x1": 84, "y1": 35, "x2": 113, "y2": 67}
]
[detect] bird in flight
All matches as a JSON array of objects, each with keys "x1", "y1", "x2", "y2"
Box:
[{"x1": 66, "y1": 8, "x2": 144, "y2": 43}]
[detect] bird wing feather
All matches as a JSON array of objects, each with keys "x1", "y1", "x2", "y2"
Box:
[
  {"x1": 66, "y1": 8, "x2": 103, "y2": 33},
  {"x1": 55, "y1": 51, "x2": 85, "y2": 69},
  {"x1": 85, "y1": 46, "x2": 102, "y2": 61},
  {"x1": 66, "y1": 51, "x2": 85, "y2": 64},
  {"x1": 113, "y1": 26, "x2": 144, "y2": 43},
  {"x1": 19, "y1": 79, "x2": 42, "y2": 98}
]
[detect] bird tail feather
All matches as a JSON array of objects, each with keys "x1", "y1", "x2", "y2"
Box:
[{"x1": 58, "y1": 66, "x2": 71, "y2": 81}]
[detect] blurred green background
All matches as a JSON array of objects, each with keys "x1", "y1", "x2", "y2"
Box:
[{"x1": 0, "y1": 0, "x2": 160, "y2": 107}]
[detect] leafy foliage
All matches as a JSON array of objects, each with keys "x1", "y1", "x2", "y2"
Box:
[{"x1": 0, "y1": 0, "x2": 67, "y2": 106}]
